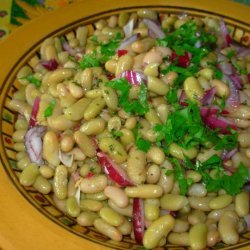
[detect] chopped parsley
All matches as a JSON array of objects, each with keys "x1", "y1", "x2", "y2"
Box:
[
  {"x1": 79, "y1": 54, "x2": 100, "y2": 70},
  {"x1": 106, "y1": 78, "x2": 149, "y2": 115},
  {"x1": 132, "y1": 122, "x2": 152, "y2": 153},
  {"x1": 166, "y1": 87, "x2": 178, "y2": 104},
  {"x1": 154, "y1": 102, "x2": 219, "y2": 151},
  {"x1": 22, "y1": 75, "x2": 41, "y2": 87},
  {"x1": 214, "y1": 131, "x2": 238, "y2": 151},
  {"x1": 44, "y1": 99, "x2": 56, "y2": 117},
  {"x1": 111, "y1": 129, "x2": 123, "y2": 139},
  {"x1": 171, "y1": 154, "x2": 249, "y2": 195}
]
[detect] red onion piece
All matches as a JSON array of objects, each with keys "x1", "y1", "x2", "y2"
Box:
[
  {"x1": 201, "y1": 87, "x2": 216, "y2": 106},
  {"x1": 225, "y1": 75, "x2": 240, "y2": 108},
  {"x1": 29, "y1": 96, "x2": 41, "y2": 128},
  {"x1": 117, "y1": 49, "x2": 128, "y2": 57},
  {"x1": 62, "y1": 41, "x2": 77, "y2": 56},
  {"x1": 117, "y1": 70, "x2": 147, "y2": 85},
  {"x1": 117, "y1": 33, "x2": 140, "y2": 51},
  {"x1": 97, "y1": 152, "x2": 134, "y2": 186},
  {"x1": 243, "y1": 214, "x2": 250, "y2": 231},
  {"x1": 247, "y1": 74, "x2": 250, "y2": 83},
  {"x1": 200, "y1": 107, "x2": 237, "y2": 134},
  {"x1": 179, "y1": 90, "x2": 188, "y2": 107},
  {"x1": 133, "y1": 198, "x2": 145, "y2": 244},
  {"x1": 217, "y1": 54, "x2": 234, "y2": 75},
  {"x1": 171, "y1": 51, "x2": 191, "y2": 68},
  {"x1": 221, "y1": 147, "x2": 238, "y2": 161},
  {"x1": 59, "y1": 149, "x2": 73, "y2": 167},
  {"x1": 24, "y1": 126, "x2": 46, "y2": 165},
  {"x1": 123, "y1": 19, "x2": 134, "y2": 38},
  {"x1": 230, "y1": 74, "x2": 243, "y2": 90},
  {"x1": 237, "y1": 47, "x2": 250, "y2": 58},
  {"x1": 220, "y1": 18, "x2": 231, "y2": 47},
  {"x1": 41, "y1": 59, "x2": 59, "y2": 71},
  {"x1": 142, "y1": 18, "x2": 165, "y2": 39}
]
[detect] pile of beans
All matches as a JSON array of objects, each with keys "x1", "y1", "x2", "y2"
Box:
[{"x1": 10, "y1": 9, "x2": 250, "y2": 250}]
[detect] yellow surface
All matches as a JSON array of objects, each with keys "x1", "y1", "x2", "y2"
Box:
[{"x1": 0, "y1": 0, "x2": 249, "y2": 249}]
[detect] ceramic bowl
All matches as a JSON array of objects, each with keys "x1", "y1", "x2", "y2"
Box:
[{"x1": 0, "y1": 0, "x2": 249, "y2": 249}]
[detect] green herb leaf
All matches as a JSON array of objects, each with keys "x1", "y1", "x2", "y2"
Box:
[
  {"x1": 214, "y1": 131, "x2": 238, "y2": 151},
  {"x1": 79, "y1": 54, "x2": 100, "y2": 70},
  {"x1": 106, "y1": 78, "x2": 149, "y2": 115},
  {"x1": 166, "y1": 87, "x2": 178, "y2": 104},
  {"x1": 136, "y1": 137, "x2": 151, "y2": 153},
  {"x1": 111, "y1": 129, "x2": 123, "y2": 139},
  {"x1": 170, "y1": 158, "x2": 193, "y2": 195},
  {"x1": 22, "y1": 75, "x2": 41, "y2": 87},
  {"x1": 44, "y1": 99, "x2": 56, "y2": 118}
]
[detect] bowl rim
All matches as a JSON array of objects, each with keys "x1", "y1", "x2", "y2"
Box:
[{"x1": 0, "y1": 0, "x2": 250, "y2": 249}]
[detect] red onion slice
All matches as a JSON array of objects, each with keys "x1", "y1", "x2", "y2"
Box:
[
  {"x1": 123, "y1": 19, "x2": 134, "y2": 38},
  {"x1": 179, "y1": 90, "x2": 188, "y2": 107},
  {"x1": 201, "y1": 87, "x2": 216, "y2": 106},
  {"x1": 62, "y1": 41, "x2": 77, "y2": 56},
  {"x1": 230, "y1": 74, "x2": 243, "y2": 90},
  {"x1": 221, "y1": 147, "x2": 238, "y2": 161},
  {"x1": 29, "y1": 96, "x2": 41, "y2": 128},
  {"x1": 24, "y1": 126, "x2": 46, "y2": 165},
  {"x1": 217, "y1": 54, "x2": 234, "y2": 75},
  {"x1": 171, "y1": 51, "x2": 191, "y2": 68},
  {"x1": 248, "y1": 74, "x2": 250, "y2": 83},
  {"x1": 142, "y1": 18, "x2": 165, "y2": 39},
  {"x1": 97, "y1": 152, "x2": 134, "y2": 187},
  {"x1": 59, "y1": 149, "x2": 74, "y2": 168},
  {"x1": 117, "y1": 70, "x2": 147, "y2": 85},
  {"x1": 219, "y1": 18, "x2": 231, "y2": 47},
  {"x1": 200, "y1": 107, "x2": 237, "y2": 134},
  {"x1": 117, "y1": 33, "x2": 140, "y2": 51},
  {"x1": 133, "y1": 198, "x2": 145, "y2": 244},
  {"x1": 41, "y1": 59, "x2": 59, "y2": 71},
  {"x1": 225, "y1": 75, "x2": 240, "y2": 108}
]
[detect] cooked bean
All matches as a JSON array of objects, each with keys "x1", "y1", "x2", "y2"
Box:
[
  {"x1": 188, "y1": 210, "x2": 206, "y2": 225},
  {"x1": 85, "y1": 192, "x2": 107, "y2": 201},
  {"x1": 108, "y1": 199, "x2": 133, "y2": 217},
  {"x1": 80, "y1": 175, "x2": 107, "y2": 194},
  {"x1": 120, "y1": 128, "x2": 135, "y2": 146},
  {"x1": 143, "y1": 215, "x2": 175, "y2": 249},
  {"x1": 127, "y1": 148, "x2": 146, "y2": 184},
  {"x1": 207, "y1": 230, "x2": 221, "y2": 247},
  {"x1": 238, "y1": 132, "x2": 250, "y2": 147},
  {"x1": 64, "y1": 98, "x2": 91, "y2": 121},
  {"x1": 188, "y1": 183, "x2": 207, "y2": 197},
  {"x1": 211, "y1": 79, "x2": 229, "y2": 97},
  {"x1": 47, "y1": 68, "x2": 73, "y2": 83},
  {"x1": 74, "y1": 131, "x2": 96, "y2": 157},
  {"x1": 12, "y1": 130, "x2": 26, "y2": 142},
  {"x1": 147, "y1": 76, "x2": 169, "y2": 95},
  {"x1": 99, "y1": 137, "x2": 127, "y2": 163},
  {"x1": 20, "y1": 163, "x2": 39, "y2": 186},
  {"x1": 125, "y1": 184, "x2": 163, "y2": 198},
  {"x1": 235, "y1": 191, "x2": 249, "y2": 217},
  {"x1": 143, "y1": 50, "x2": 162, "y2": 65},
  {"x1": 146, "y1": 164, "x2": 161, "y2": 184},
  {"x1": 117, "y1": 219, "x2": 132, "y2": 235},
  {"x1": 146, "y1": 146, "x2": 165, "y2": 165},
  {"x1": 104, "y1": 186, "x2": 129, "y2": 208},
  {"x1": 168, "y1": 232, "x2": 190, "y2": 246},
  {"x1": 17, "y1": 155, "x2": 31, "y2": 170},
  {"x1": 189, "y1": 197, "x2": 213, "y2": 211},
  {"x1": 99, "y1": 207, "x2": 124, "y2": 226},
  {"x1": 207, "y1": 204, "x2": 235, "y2": 221},
  {"x1": 189, "y1": 223, "x2": 208, "y2": 250},
  {"x1": 47, "y1": 115, "x2": 76, "y2": 131},
  {"x1": 101, "y1": 85, "x2": 118, "y2": 110},
  {"x1": 137, "y1": 9, "x2": 157, "y2": 20},
  {"x1": 83, "y1": 97, "x2": 106, "y2": 121},
  {"x1": 131, "y1": 38, "x2": 154, "y2": 53},
  {"x1": 144, "y1": 62, "x2": 159, "y2": 77},
  {"x1": 53, "y1": 165, "x2": 68, "y2": 200},
  {"x1": 77, "y1": 211, "x2": 99, "y2": 226},
  {"x1": 157, "y1": 162, "x2": 174, "y2": 193},
  {"x1": 209, "y1": 194, "x2": 233, "y2": 210},
  {"x1": 172, "y1": 219, "x2": 189, "y2": 233},
  {"x1": 115, "y1": 54, "x2": 134, "y2": 76},
  {"x1": 43, "y1": 131, "x2": 60, "y2": 166},
  {"x1": 60, "y1": 135, "x2": 74, "y2": 152},
  {"x1": 80, "y1": 199, "x2": 103, "y2": 211},
  {"x1": 144, "y1": 199, "x2": 160, "y2": 221},
  {"x1": 184, "y1": 76, "x2": 204, "y2": 102},
  {"x1": 66, "y1": 196, "x2": 80, "y2": 217},
  {"x1": 94, "y1": 218, "x2": 122, "y2": 241},
  {"x1": 13, "y1": 143, "x2": 25, "y2": 152},
  {"x1": 218, "y1": 211, "x2": 239, "y2": 245},
  {"x1": 169, "y1": 143, "x2": 198, "y2": 160},
  {"x1": 33, "y1": 175, "x2": 52, "y2": 194},
  {"x1": 160, "y1": 194, "x2": 188, "y2": 211}
]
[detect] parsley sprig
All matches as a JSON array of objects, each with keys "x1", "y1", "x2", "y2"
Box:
[
  {"x1": 171, "y1": 155, "x2": 248, "y2": 195},
  {"x1": 106, "y1": 78, "x2": 150, "y2": 116}
]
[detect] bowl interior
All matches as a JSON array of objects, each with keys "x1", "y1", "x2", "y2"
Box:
[{"x1": 0, "y1": 3, "x2": 250, "y2": 250}]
